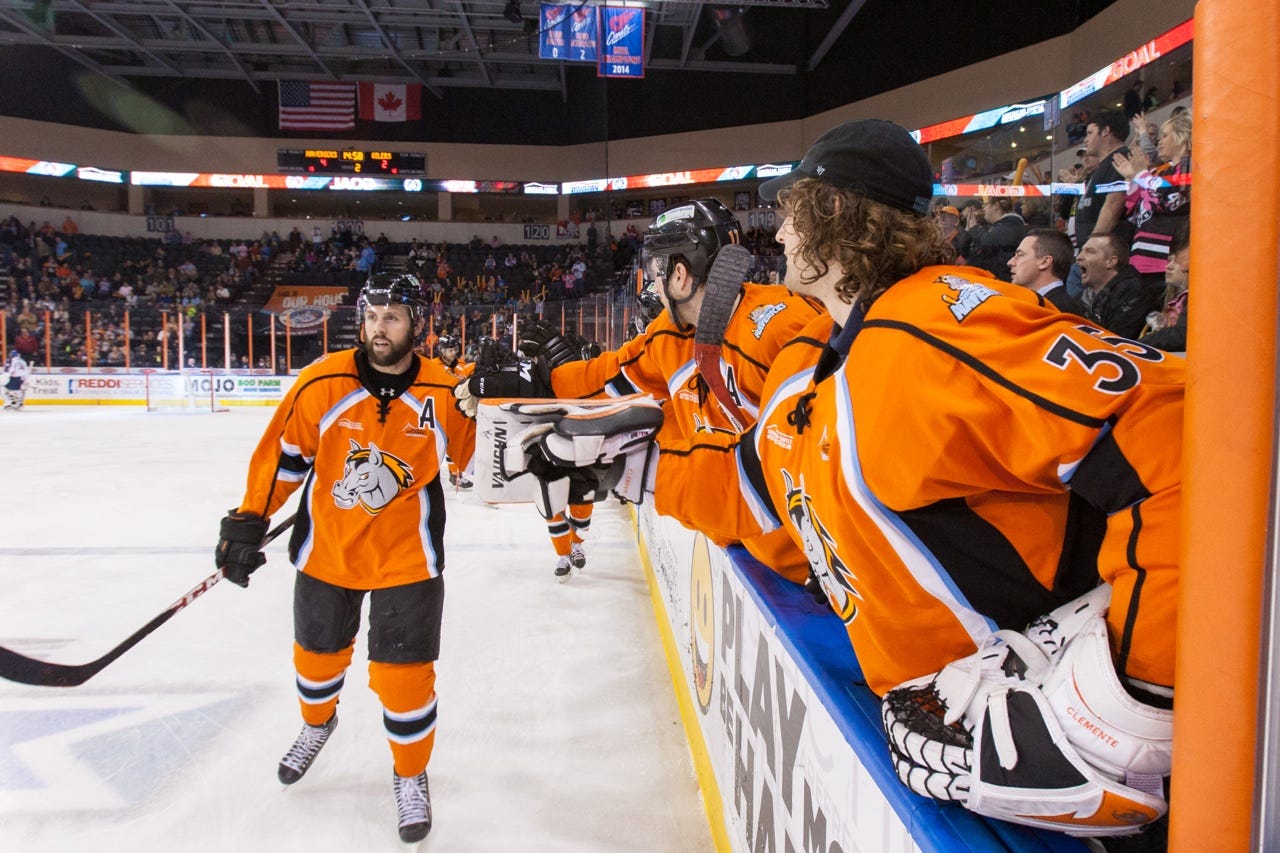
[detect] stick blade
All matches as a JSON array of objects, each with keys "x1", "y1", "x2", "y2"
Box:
[
  {"x1": 0, "y1": 645, "x2": 94, "y2": 687},
  {"x1": 694, "y1": 244, "x2": 754, "y2": 346}
]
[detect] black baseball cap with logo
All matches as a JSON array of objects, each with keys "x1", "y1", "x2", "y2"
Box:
[{"x1": 758, "y1": 119, "x2": 935, "y2": 215}]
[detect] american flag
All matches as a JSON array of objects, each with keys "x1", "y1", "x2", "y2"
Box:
[{"x1": 278, "y1": 81, "x2": 356, "y2": 131}]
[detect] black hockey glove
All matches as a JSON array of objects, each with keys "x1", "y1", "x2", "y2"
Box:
[
  {"x1": 464, "y1": 355, "x2": 554, "y2": 400},
  {"x1": 518, "y1": 319, "x2": 584, "y2": 368},
  {"x1": 215, "y1": 510, "x2": 269, "y2": 588}
]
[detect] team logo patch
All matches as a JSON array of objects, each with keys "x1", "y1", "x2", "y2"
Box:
[
  {"x1": 690, "y1": 412, "x2": 736, "y2": 436},
  {"x1": 937, "y1": 274, "x2": 998, "y2": 322},
  {"x1": 689, "y1": 535, "x2": 716, "y2": 715},
  {"x1": 749, "y1": 302, "x2": 786, "y2": 339},
  {"x1": 277, "y1": 305, "x2": 332, "y2": 332},
  {"x1": 332, "y1": 439, "x2": 414, "y2": 514},
  {"x1": 781, "y1": 469, "x2": 861, "y2": 624}
]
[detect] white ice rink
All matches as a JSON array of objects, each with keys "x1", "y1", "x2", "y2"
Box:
[{"x1": 0, "y1": 405, "x2": 712, "y2": 853}]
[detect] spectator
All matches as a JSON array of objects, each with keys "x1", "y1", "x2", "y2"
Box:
[
  {"x1": 1128, "y1": 113, "x2": 1160, "y2": 161},
  {"x1": 1140, "y1": 220, "x2": 1190, "y2": 353},
  {"x1": 14, "y1": 327, "x2": 39, "y2": 359},
  {"x1": 1077, "y1": 232, "x2": 1161, "y2": 338},
  {"x1": 1075, "y1": 110, "x2": 1133, "y2": 248},
  {"x1": 1114, "y1": 111, "x2": 1192, "y2": 287},
  {"x1": 933, "y1": 205, "x2": 971, "y2": 263},
  {"x1": 1123, "y1": 78, "x2": 1145, "y2": 119},
  {"x1": 1007, "y1": 228, "x2": 1087, "y2": 315},
  {"x1": 968, "y1": 197, "x2": 1026, "y2": 281}
]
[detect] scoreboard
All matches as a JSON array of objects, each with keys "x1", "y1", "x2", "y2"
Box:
[{"x1": 277, "y1": 149, "x2": 426, "y2": 176}]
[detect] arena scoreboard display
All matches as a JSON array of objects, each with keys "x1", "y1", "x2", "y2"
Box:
[{"x1": 277, "y1": 149, "x2": 426, "y2": 176}]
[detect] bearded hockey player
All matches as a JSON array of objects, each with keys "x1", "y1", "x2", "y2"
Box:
[{"x1": 215, "y1": 272, "x2": 475, "y2": 843}]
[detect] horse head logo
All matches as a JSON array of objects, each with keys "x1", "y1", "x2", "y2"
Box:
[
  {"x1": 781, "y1": 468, "x2": 861, "y2": 623},
  {"x1": 332, "y1": 439, "x2": 414, "y2": 515}
]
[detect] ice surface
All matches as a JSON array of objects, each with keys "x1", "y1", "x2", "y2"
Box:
[{"x1": 0, "y1": 406, "x2": 711, "y2": 852}]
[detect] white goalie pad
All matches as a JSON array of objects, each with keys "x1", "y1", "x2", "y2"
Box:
[
  {"x1": 965, "y1": 685, "x2": 1167, "y2": 837},
  {"x1": 1039, "y1": 614, "x2": 1174, "y2": 782},
  {"x1": 881, "y1": 584, "x2": 1172, "y2": 837},
  {"x1": 474, "y1": 395, "x2": 660, "y2": 504}
]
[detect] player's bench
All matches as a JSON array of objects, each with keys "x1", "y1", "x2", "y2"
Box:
[{"x1": 634, "y1": 504, "x2": 1089, "y2": 853}]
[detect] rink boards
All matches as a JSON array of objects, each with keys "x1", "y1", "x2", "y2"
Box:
[
  {"x1": 15, "y1": 369, "x2": 290, "y2": 406},
  {"x1": 634, "y1": 502, "x2": 1089, "y2": 853}
]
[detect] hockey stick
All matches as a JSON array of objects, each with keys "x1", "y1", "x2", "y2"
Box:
[
  {"x1": 0, "y1": 513, "x2": 296, "y2": 688},
  {"x1": 693, "y1": 243, "x2": 754, "y2": 431}
]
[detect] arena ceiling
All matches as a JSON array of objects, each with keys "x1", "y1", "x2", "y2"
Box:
[
  {"x1": 0, "y1": 0, "x2": 836, "y2": 94},
  {"x1": 0, "y1": 0, "x2": 1119, "y2": 143}
]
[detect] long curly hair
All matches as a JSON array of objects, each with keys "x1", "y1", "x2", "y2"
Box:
[{"x1": 779, "y1": 178, "x2": 955, "y2": 307}]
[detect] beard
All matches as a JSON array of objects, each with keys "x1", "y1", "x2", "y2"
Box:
[{"x1": 364, "y1": 331, "x2": 415, "y2": 370}]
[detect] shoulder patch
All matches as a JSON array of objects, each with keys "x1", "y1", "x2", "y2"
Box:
[
  {"x1": 749, "y1": 302, "x2": 787, "y2": 339},
  {"x1": 936, "y1": 274, "x2": 998, "y2": 322}
]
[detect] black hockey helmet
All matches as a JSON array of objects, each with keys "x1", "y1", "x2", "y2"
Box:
[
  {"x1": 437, "y1": 334, "x2": 460, "y2": 351},
  {"x1": 357, "y1": 272, "x2": 428, "y2": 341},
  {"x1": 640, "y1": 197, "x2": 742, "y2": 289}
]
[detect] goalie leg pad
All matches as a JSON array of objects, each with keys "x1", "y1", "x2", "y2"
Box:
[
  {"x1": 967, "y1": 686, "x2": 1166, "y2": 837},
  {"x1": 1039, "y1": 615, "x2": 1174, "y2": 783},
  {"x1": 538, "y1": 402, "x2": 663, "y2": 468},
  {"x1": 531, "y1": 476, "x2": 571, "y2": 522}
]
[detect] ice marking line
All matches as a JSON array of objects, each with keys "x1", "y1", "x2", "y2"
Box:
[{"x1": 0, "y1": 546, "x2": 217, "y2": 557}]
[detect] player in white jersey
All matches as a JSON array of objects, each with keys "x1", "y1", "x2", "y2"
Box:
[{"x1": 3, "y1": 351, "x2": 30, "y2": 410}]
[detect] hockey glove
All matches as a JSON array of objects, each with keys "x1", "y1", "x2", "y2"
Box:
[
  {"x1": 520, "y1": 319, "x2": 585, "y2": 368},
  {"x1": 215, "y1": 510, "x2": 269, "y2": 588},
  {"x1": 461, "y1": 352, "x2": 554, "y2": 403}
]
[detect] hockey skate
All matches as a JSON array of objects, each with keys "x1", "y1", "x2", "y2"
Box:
[
  {"x1": 449, "y1": 471, "x2": 473, "y2": 490},
  {"x1": 277, "y1": 714, "x2": 338, "y2": 784},
  {"x1": 555, "y1": 554, "x2": 573, "y2": 582},
  {"x1": 393, "y1": 770, "x2": 432, "y2": 842},
  {"x1": 569, "y1": 542, "x2": 586, "y2": 571}
]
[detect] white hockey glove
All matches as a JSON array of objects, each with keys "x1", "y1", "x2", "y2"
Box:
[
  {"x1": 880, "y1": 585, "x2": 1172, "y2": 837},
  {"x1": 453, "y1": 377, "x2": 479, "y2": 418}
]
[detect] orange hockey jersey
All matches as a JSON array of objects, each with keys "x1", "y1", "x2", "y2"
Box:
[
  {"x1": 237, "y1": 348, "x2": 476, "y2": 590},
  {"x1": 655, "y1": 266, "x2": 1182, "y2": 695},
  {"x1": 429, "y1": 356, "x2": 474, "y2": 382},
  {"x1": 550, "y1": 282, "x2": 823, "y2": 582}
]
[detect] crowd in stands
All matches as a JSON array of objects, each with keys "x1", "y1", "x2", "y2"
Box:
[
  {"x1": 2, "y1": 99, "x2": 1193, "y2": 370},
  {"x1": 0, "y1": 213, "x2": 649, "y2": 368},
  {"x1": 933, "y1": 105, "x2": 1192, "y2": 353}
]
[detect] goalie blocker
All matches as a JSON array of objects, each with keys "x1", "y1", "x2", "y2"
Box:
[
  {"x1": 473, "y1": 395, "x2": 662, "y2": 519},
  {"x1": 880, "y1": 585, "x2": 1173, "y2": 838}
]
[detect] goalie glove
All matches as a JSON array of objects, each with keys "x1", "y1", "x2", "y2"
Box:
[{"x1": 880, "y1": 585, "x2": 1171, "y2": 837}]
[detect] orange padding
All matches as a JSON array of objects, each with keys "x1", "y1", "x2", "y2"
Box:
[{"x1": 1171, "y1": 0, "x2": 1280, "y2": 848}]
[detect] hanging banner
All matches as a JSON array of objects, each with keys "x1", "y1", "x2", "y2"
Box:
[
  {"x1": 261, "y1": 285, "x2": 349, "y2": 314},
  {"x1": 538, "y1": 4, "x2": 571, "y2": 60},
  {"x1": 567, "y1": 6, "x2": 598, "y2": 62},
  {"x1": 597, "y1": 6, "x2": 644, "y2": 78}
]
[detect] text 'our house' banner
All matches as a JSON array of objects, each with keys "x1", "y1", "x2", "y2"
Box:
[
  {"x1": 597, "y1": 6, "x2": 644, "y2": 78},
  {"x1": 539, "y1": 4, "x2": 599, "y2": 62}
]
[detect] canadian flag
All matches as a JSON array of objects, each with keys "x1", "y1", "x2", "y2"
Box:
[{"x1": 358, "y1": 83, "x2": 422, "y2": 122}]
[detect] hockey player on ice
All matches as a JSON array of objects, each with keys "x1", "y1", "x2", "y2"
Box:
[
  {"x1": 3, "y1": 350, "x2": 30, "y2": 410},
  {"x1": 215, "y1": 273, "x2": 475, "y2": 843}
]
